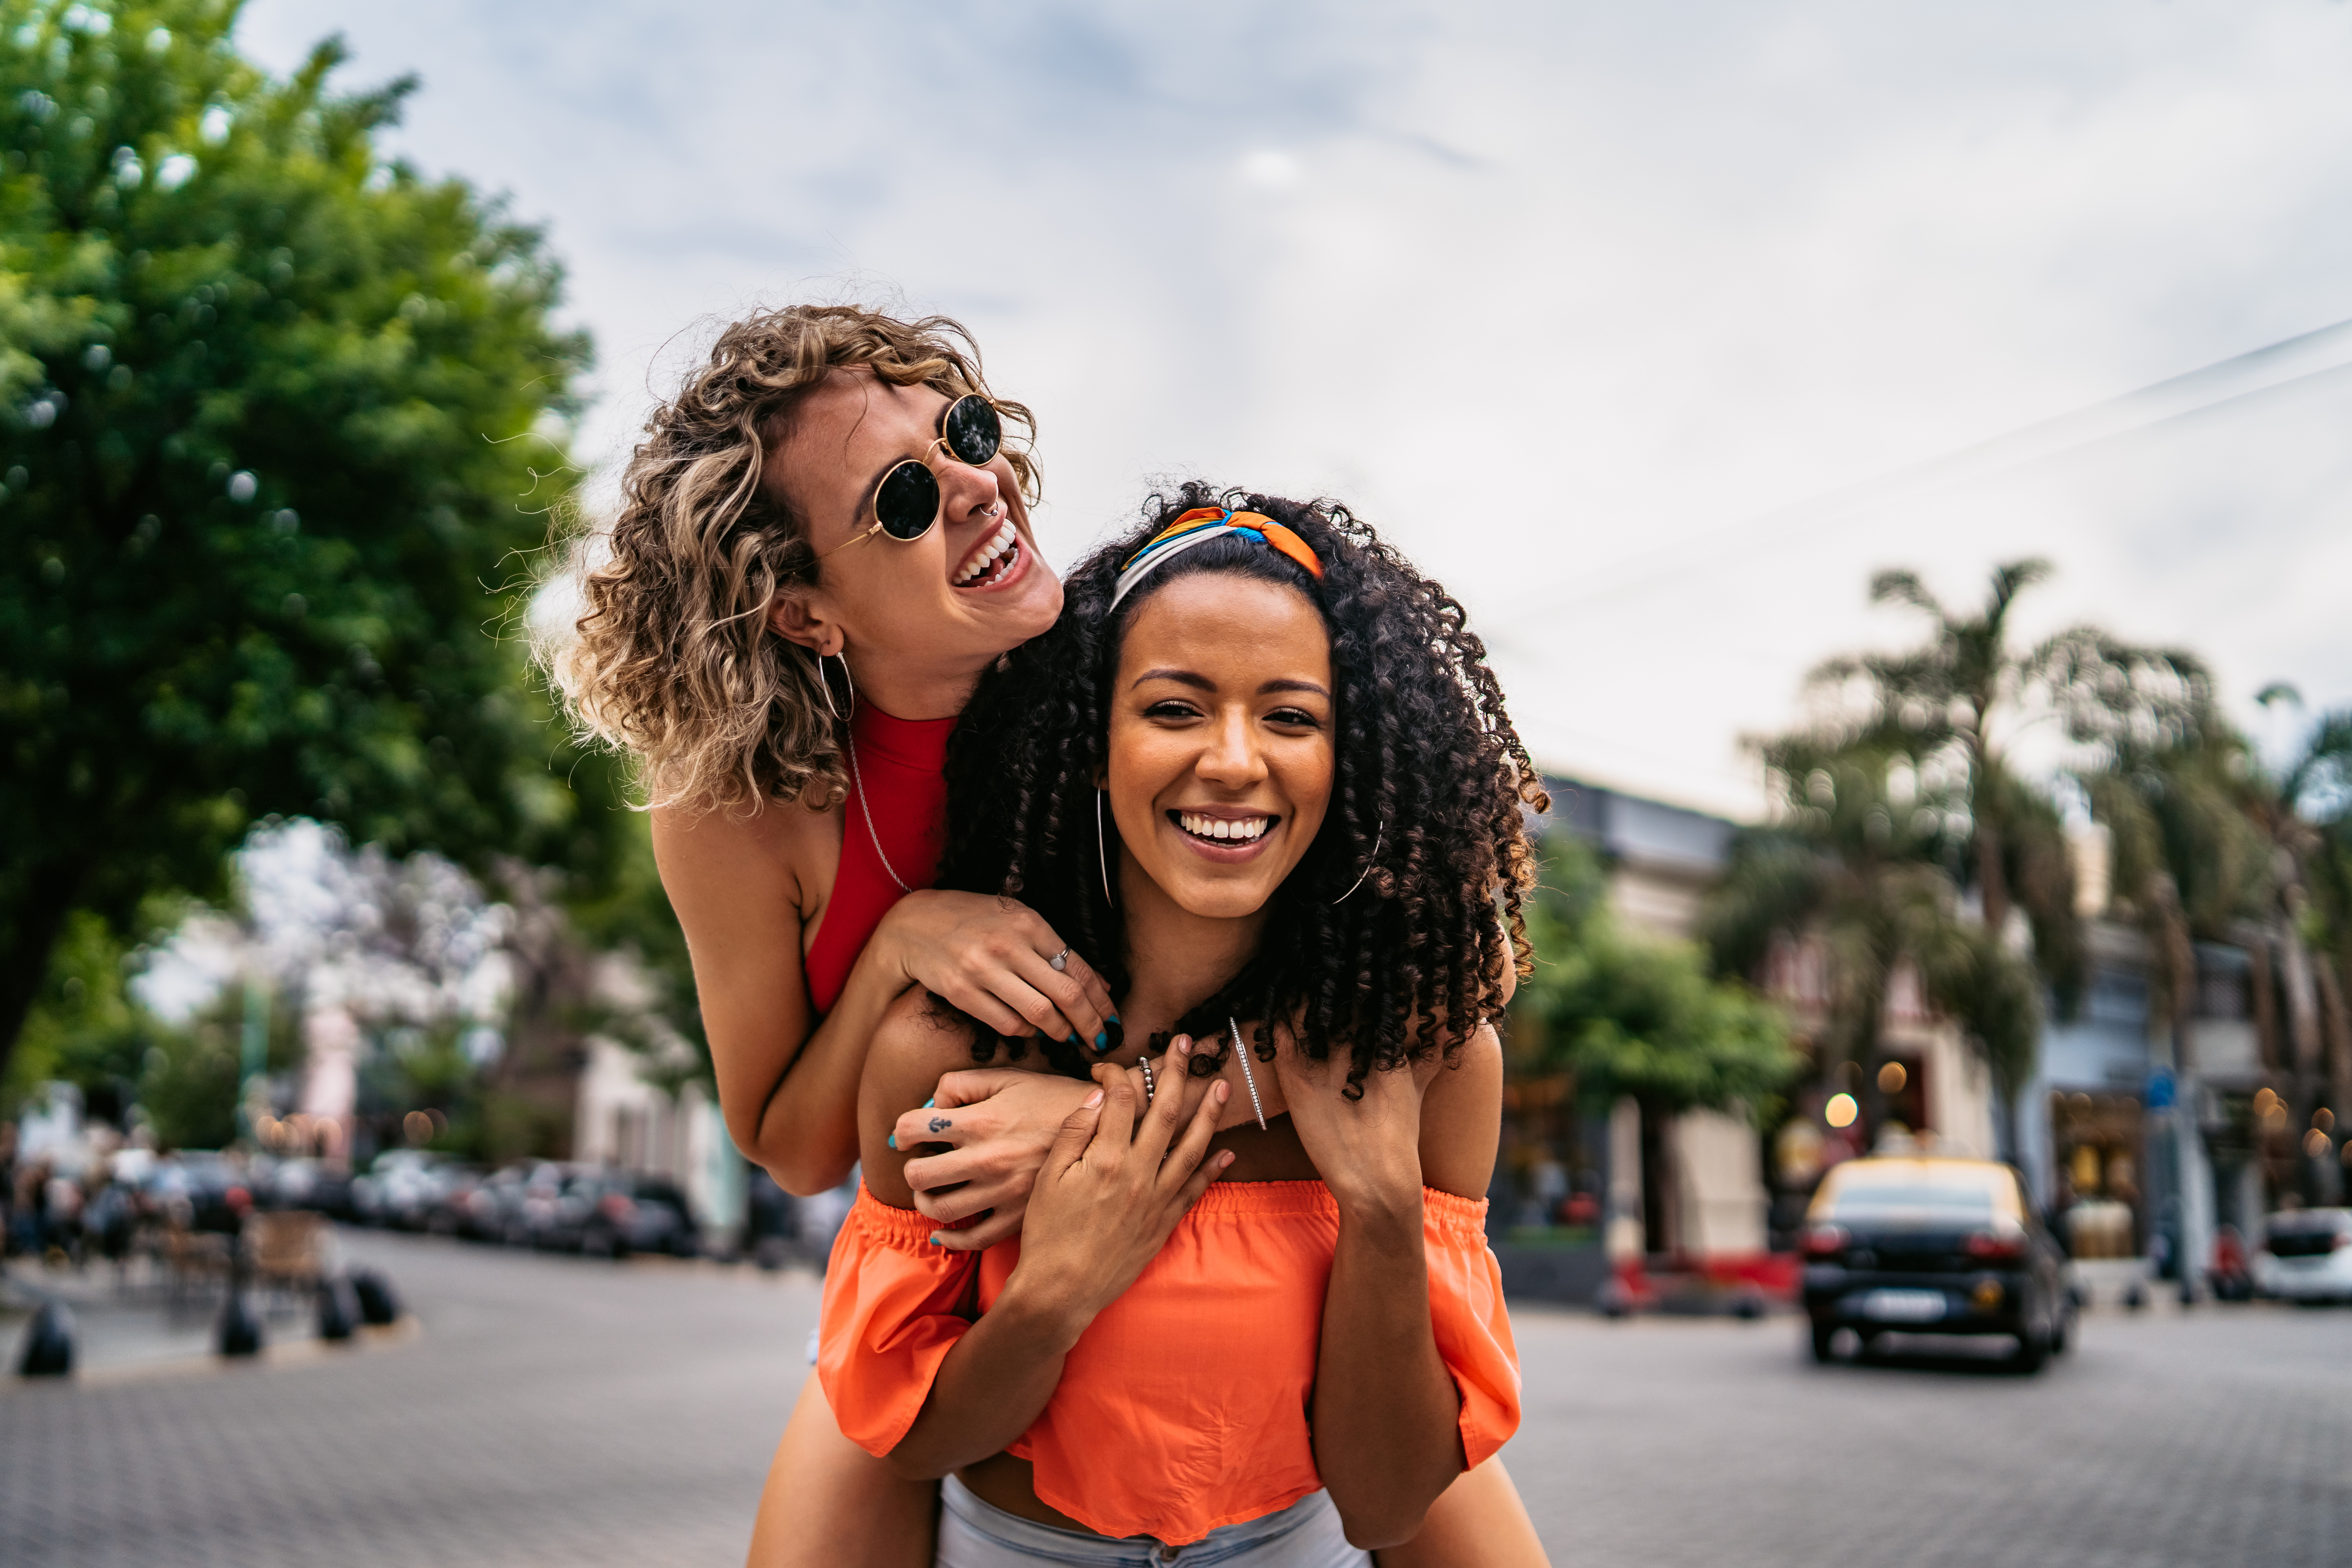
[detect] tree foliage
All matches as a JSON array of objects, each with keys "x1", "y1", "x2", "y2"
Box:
[
  {"x1": 0, "y1": 0, "x2": 630, "y2": 1073},
  {"x1": 1519, "y1": 833, "x2": 1799, "y2": 1120}
]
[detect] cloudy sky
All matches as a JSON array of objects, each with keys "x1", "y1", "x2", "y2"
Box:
[{"x1": 242, "y1": 0, "x2": 2352, "y2": 817}]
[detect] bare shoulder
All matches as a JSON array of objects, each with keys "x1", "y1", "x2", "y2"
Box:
[
  {"x1": 1416, "y1": 1025, "x2": 1502, "y2": 1203},
  {"x1": 652, "y1": 794, "x2": 838, "y2": 921}
]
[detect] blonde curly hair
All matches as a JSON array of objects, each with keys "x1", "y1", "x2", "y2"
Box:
[{"x1": 547, "y1": 306, "x2": 1037, "y2": 814}]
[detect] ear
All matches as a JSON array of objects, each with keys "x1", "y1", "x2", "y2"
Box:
[{"x1": 768, "y1": 590, "x2": 840, "y2": 657}]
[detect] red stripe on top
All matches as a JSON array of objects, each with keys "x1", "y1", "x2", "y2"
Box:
[{"x1": 804, "y1": 703, "x2": 954, "y2": 1014}]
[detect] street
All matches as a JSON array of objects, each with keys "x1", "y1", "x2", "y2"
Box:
[{"x1": 5, "y1": 1232, "x2": 2351, "y2": 1567}]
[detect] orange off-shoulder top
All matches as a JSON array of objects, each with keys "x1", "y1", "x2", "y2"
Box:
[{"x1": 817, "y1": 1178, "x2": 1521, "y2": 1546}]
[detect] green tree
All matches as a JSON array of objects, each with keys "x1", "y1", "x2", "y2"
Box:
[
  {"x1": 1522, "y1": 833, "x2": 1798, "y2": 1116},
  {"x1": 0, "y1": 906, "x2": 177, "y2": 1117},
  {"x1": 0, "y1": 0, "x2": 627, "y2": 1076}
]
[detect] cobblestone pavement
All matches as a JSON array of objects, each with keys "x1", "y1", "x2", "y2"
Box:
[{"x1": 4, "y1": 1231, "x2": 2349, "y2": 1566}]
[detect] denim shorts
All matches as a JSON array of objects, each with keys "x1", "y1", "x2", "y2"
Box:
[{"x1": 936, "y1": 1475, "x2": 1370, "y2": 1568}]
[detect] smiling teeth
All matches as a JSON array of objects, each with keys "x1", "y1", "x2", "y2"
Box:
[
  {"x1": 1180, "y1": 813, "x2": 1270, "y2": 842},
  {"x1": 954, "y1": 521, "x2": 1018, "y2": 586}
]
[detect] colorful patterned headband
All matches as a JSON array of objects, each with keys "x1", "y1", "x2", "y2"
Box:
[{"x1": 1107, "y1": 507, "x2": 1325, "y2": 612}]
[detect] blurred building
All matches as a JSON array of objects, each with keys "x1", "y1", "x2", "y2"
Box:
[{"x1": 572, "y1": 1038, "x2": 745, "y2": 1246}]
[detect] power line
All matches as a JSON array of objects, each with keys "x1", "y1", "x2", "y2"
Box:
[{"x1": 1494, "y1": 314, "x2": 2352, "y2": 619}]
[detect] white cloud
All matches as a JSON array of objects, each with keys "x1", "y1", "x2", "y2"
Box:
[{"x1": 238, "y1": 0, "x2": 2352, "y2": 816}]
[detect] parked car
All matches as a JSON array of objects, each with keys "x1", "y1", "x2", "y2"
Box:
[
  {"x1": 565, "y1": 1171, "x2": 701, "y2": 1259},
  {"x1": 352, "y1": 1150, "x2": 449, "y2": 1230},
  {"x1": 438, "y1": 1160, "x2": 569, "y2": 1246},
  {"x1": 2252, "y1": 1209, "x2": 2352, "y2": 1303},
  {"x1": 1800, "y1": 1155, "x2": 2075, "y2": 1372},
  {"x1": 262, "y1": 1157, "x2": 355, "y2": 1219},
  {"x1": 145, "y1": 1151, "x2": 258, "y2": 1233}
]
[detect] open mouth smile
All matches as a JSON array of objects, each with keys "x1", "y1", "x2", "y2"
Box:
[
  {"x1": 952, "y1": 517, "x2": 1023, "y2": 589},
  {"x1": 1171, "y1": 810, "x2": 1278, "y2": 848}
]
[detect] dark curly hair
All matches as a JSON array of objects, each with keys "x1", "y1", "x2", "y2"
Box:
[{"x1": 938, "y1": 482, "x2": 1549, "y2": 1095}]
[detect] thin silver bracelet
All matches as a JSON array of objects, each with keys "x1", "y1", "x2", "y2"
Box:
[{"x1": 1136, "y1": 1053, "x2": 1155, "y2": 1107}]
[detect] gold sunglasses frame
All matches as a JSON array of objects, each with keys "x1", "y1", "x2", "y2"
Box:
[{"x1": 817, "y1": 395, "x2": 1005, "y2": 560}]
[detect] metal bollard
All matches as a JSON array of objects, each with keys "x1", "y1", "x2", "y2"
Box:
[{"x1": 16, "y1": 1300, "x2": 74, "y2": 1377}]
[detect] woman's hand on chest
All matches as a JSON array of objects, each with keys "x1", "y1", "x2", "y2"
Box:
[{"x1": 1272, "y1": 1044, "x2": 1430, "y2": 1218}]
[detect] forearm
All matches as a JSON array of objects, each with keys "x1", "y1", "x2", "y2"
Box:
[
  {"x1": 887, "y1": 1283, "x2": 1082, "y2": 1479},
  {"x1": 743, "y1": 936, "x2": 917, "y2": 1194},
  {"x1": 1313, "y1": 1190, "x2": 1463, "y2": 1549}
]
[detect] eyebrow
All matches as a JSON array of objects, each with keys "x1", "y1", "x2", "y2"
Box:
[
  {"x1": 845, "y1": 390, "x2": 949, "y2": 525},
  {"x1": 1130, "y1": 668, "x2": 1332, "y2": 699}
]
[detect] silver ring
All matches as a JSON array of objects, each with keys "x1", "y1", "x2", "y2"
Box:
[{"x1": 1049, "y1": 947, "x2": 1070, "y2": 973}]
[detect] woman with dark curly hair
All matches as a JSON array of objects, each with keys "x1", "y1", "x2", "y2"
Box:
[{"x1": 822, "y1": 486, "x2": 1552, "y2": 1564}]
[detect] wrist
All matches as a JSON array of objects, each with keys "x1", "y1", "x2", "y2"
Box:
[
  {"x1": 993, "y1": 1269, "x2": 1096, "y2": 1354},
  {"x1": 1332, "y1": 1173, "x2": 1425, "y2": 1237},
  {"x1": 872, "y1": 893, "x2": 930, "y2": 988}
]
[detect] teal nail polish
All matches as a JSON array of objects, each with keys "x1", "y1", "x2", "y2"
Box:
[
  {"x1": 930, "y1": 1234, "x2": 947, "y2": 1246},
  {"x1": 923, "y1": 1097, "x2": 935, "y2": 1109},
  {"x1": 886, "y1": 1134, "x2": 897, "y2": 1150},
  {"x1": 1095, "y1": 1031, "x2": 1110, "y2": 1051}
]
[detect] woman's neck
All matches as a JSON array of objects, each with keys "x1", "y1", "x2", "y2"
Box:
[
  {"x1": 840, "y1": 642, "x2": 990, "y2": 722},
  {"x1": 1113, "y1": 851, "x2": 1269, "y2": 1036}
]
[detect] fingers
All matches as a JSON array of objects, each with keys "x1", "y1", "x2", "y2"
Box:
[
  {"x1": 928, "y1": 1205, "x2": 1023, "y2": 1252},
  {"x1": 1054, "y1": 947, "x2": 1120, "y2": 1041},
  {"x1": 1131, "y1": 1036, "x2": 1194, "y2": 1160},
  {"x1": 1159, "y1": 1077, "x2": 1229, "y2": 1192},
  {"x1": 1007, "y1": 949, "x2": 1114, "y2": 1053},
  {"x1": 891, "y1": 1098, "x2": 972, "y2": 1156},
  {"x1": 1088, "y1": 1062, "x2": 1139, "y2": 1157},
  {"x1": 931, "y1": 973, "x2": 1041, "y2": 1040},
  {"x1": 1170, "y1": 1148, "x2": 1235, "y2": 1218},
  {"x1": 1043, "y1": 1085, "x2": 1105, "y2": 1179},
  {"x1": 927, "y1": 1069, "x2": 1033, "y2": 1111}
]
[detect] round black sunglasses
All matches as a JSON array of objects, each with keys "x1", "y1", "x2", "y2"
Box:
[{"x1": 820, "y1": 394, "x2": 1004, "y2": 558}]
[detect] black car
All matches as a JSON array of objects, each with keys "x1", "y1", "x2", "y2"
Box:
[
  {"x1": 543, "y1": 1169, "x2": 701, "y2": 1259},
  {"x1": 1800, "y1": 1156, "x2": 2074, "y2": 1372}
]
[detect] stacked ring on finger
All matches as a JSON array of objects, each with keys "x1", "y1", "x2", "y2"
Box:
[
  {"x1": 1136, "y1": 1052, "x2": 1155, "y2": 1107},
  {"x1": 1049, "y1": 946, "x2": 1071, "y2": 973}
]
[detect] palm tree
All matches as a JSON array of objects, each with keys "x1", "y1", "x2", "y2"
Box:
[
  {"x1": 2082, "y1": 683, "x2": 2352, "y2": 1205},
  {"x1": 1703, "y1": 735, "x2": 2038, "y2": 1157},
  {"x1": 1717, "y1": 561, "x2": 2205, "y2": 1155},
  {"x1": 2241, "y1": 691, "x2": 2352, "y2": 1185}
]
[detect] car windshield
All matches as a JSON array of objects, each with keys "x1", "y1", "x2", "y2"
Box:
[
  {"x1": 1814, "y1": 1161, "x2": 2021, "y2": 1223},
  {"x1": 1827, "y1": 1184, "x2": 1998, "y2": 1221},
  {"x1": 2267, "y1": 1212, "x2": 2350, "y2": 1237}
]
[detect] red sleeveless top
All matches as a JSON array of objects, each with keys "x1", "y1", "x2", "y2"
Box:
[{"x1": 805, "y1": 702, "x2": 954, "y2": 1014}]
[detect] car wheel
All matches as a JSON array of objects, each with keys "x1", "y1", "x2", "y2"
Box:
[
  {"x1": 1809, "y1": 1319, "x2": 1837, "y2": 1364},
  {"x1": 2011, "y1": 1329, "x2": 2049, "y2": 1374}
]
